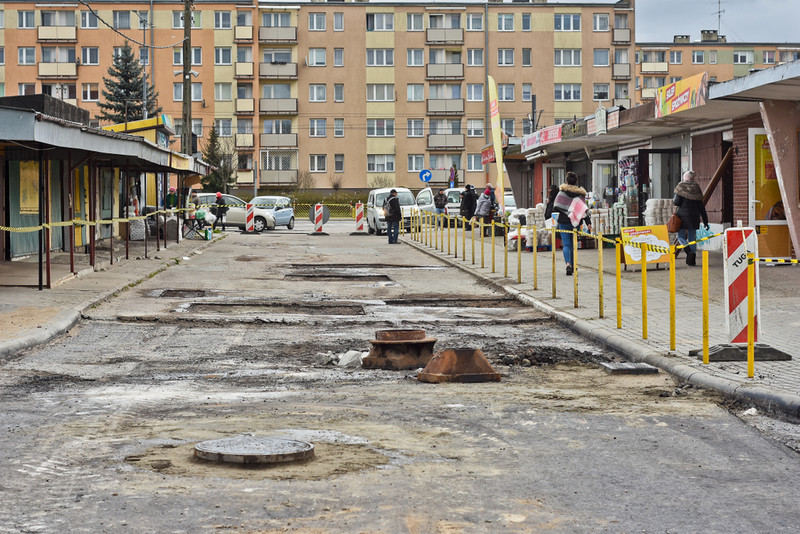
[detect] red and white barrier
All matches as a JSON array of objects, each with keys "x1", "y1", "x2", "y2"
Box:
[
  {"x1": 355, "y1": 202, "x2": 364, "y2": 232},
  {"x1": 245, "y1": 203, "x2": 254, "y2": 232},
  {"x1": 723, "y1": 228, "x2": 760, "y2": 343},
  {"x1": 314, "y1": 204, "x2": 323, "y2": 233}
]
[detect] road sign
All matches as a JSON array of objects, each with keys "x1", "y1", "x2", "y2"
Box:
[
  {"x1": 723, "y1": 228, "x2": 760, "y2": 343},
  {"x1": 307, "y1": 204, "x2": 331, "y2": 225},
  {"x1": 419, "y1": 169, "x2": 432, "y2": 183}
]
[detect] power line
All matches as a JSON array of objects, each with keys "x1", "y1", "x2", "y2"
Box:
[{"x1": 77, "y1": 0, "x2": 186, "y2": 49}]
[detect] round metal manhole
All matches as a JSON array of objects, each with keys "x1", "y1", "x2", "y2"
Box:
[{"x1": 194, "y1": 435, "x2": 314, "y2": 465}]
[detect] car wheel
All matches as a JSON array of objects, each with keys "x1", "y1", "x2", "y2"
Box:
[
  {"x1": 287, "y1": 216, "x2": 295, "y2": 230},
  {"x1": 253, "y1": 216, "x2": 266, "y2": 232}
]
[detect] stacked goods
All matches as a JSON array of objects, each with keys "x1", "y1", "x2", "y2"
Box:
[
  {"x1": 526, "y1": 205, "x2": 547, "y2": 229},
  {"x1": 644, "y1": 198, "x2": 673, "y2": 226},
  {"x1": 609, "y1": 202, "x2": 627, "y2": 234},
  {"x1": 589, "y1": 209, "x2": 611, "y2": 235}
]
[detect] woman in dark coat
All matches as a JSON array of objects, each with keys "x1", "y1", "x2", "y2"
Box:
[
  {"x1": 673, "y1": 170, "x2": 709, "y2": 266},
  {"x1": 544, "y1": 184, "x2": 559, "y2": 220}
]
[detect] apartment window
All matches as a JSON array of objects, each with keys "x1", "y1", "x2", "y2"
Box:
[
  {"x1": 642, "y1": 50, "x2": 666, "y2": 63},
  {"x1": 779, "y1": 51, "x2": 800, "y2": 62},
  {"x1": 428, "y1": 13, "x2": 461, "y2": 29},
  {"x1": 669, "y1": 76, "x2": 682, "y2": 84},
  {"x1": 522, "y1": 13, "x2": 531, "y2": 31},
  {"x1": 368, "y1": 84, "x2": 394, "y2": 102},
  {"x1": 709, "y1": 50, "x2": 718, "y2": 64},
  {"x1": 522, "y1": 118, "x2": 533, "y2": 136},
  {"x1": 237, "y1": 46, "x2": 252, "y2": 63},
  {"x1": 310, "y1": 155, "x2": 327, "y2": 172},
  {"x1": 593, "y1": 83, "x2": 609, "y2": 101},
  {"x1": 522, "y1": 48, "x2": 532, "y2": 67},
  {"x1": 82, "y1": 83, "x2": 99, "y2": 101},
  {"x1": 522, "y1": 83, "x2": 532, "y2": 102},
  {"x1": 367, "y1": 119, "x2": 394, "y2": 137},
  {"x1": 262, "y1": 84, "x2": 291, "y2": 99},
  {"x1": 334, "y1": 154, "x2": 344, "y2": 173},
  {"x1": 615, "y1": 13, "x2": 628, "y2": 29},
  {"x1": 554, "y1": 49, "x2": 581, "y2": 67},
  {"x1": 367, "y1": 155, "x2": 395, "y2": 173},
  {"x1": 215, "y1": 83, "x2": 232, "y2": 101},
  {"x1": 334, "y1": 84, "x2": 343, "y2": 102},
  {"x1": 18, "y1": 47, "x2": 35, "y2": 65},
  {"x1": 19, "y1": 83, "x2": 36, "y2": 96},
  {"x1": 466, "y1": 13, "x2": 483, "y2": 31},
  {"x1": 498, "y1": 49, "x2": 514, "y2": 66},
  {"x1": 407, "y1": 119, "x2": 424, "y2": 137},
  {"x1": 763, "y1": 51, "x2": 775, "y2": 64},
  {"x1": 140, "y1": 48, "x2": 149, "y2": 66},
  {"x1": 407, "y1": 49, "x2": 424, "y2": 67},
  {"x1": 309, "y1": 119, "x2": 327, "y2": 137},
  {"x1": 0, "y1": 10, "x2": 4, "y2": 28},
  {"x1": 238, "y1": 154, "x2": 253, "y2": 171},
  {"x1": 593, "y1": 49, "x2": 610, "y2": 67},
  {"x1": 367, "y1": 49, "x2": 394, "y2": 67},
  {"x1": 643, "y1": 76, "x2": 666, "y2": 89},
  {"x1": 215, "y1": 119, "x2": 232, "y2": 137},
  {"x1": 467, "y1": 49, "x2": 484, "y2": 66},
  {"x1": 554, "y1": 83, "x2": 581, "y2": 101},
  {"x1": 498, "y1": 14, "x2": 514, "y2": 31},
  {"x1": 237, "y1": 11, "x2": 252, "y2": 27},
  {"x1": 407, "y1": 84, "x2": 423, "y2": 102},
  {"x1": 215, "y1": 47, "x2": 232, "y2": 65},
  {"x1": 467, "y1": 119, "x2": 484, "y2": 137},
  {"x1": 237, "y1": 83, "x2": 253, "y2": 99},
  {"x1": 309, "y1": 84, "x2": 326, "y2": 102},
  {"x1": 309, "y1": 12, "x2": 325, "y2": 31},
  {"x1": 669, "y1": 51, "x2": 682, "y2": 64},
  {"x1": 308, "y1": 48, "x2": 326, "y2": 67},
  {"x1": 430, "y1": 154, "x2": 460, "y2": 170},
  {"x1": 615, "y1": 83, "x2": 629, "y2": 99},
  {"x1": 334, "y1": 12, "x2": 343, "y2": 31},
  {"x1": 42, "y1": 11, "x2": 75, "y2": 27},
  {"x1": 405, "y1": 13, "x2": 422, "y2": 31},
  {"x1": 263, "y1": 119, "x2": 291, "y2": 134},
  {"x1": 429, "y1": 83, "x2": 461, "y2": 99},
  {"x1": 215, "y1": 11, "x2": 231, "y2": 29},
  {"x1": 192, "y1": 48, "x2": 202, "y2": 65},
  {"x1": 467, "y1": 84, "x2": 483, "y2": 101},
  {"x1": 173, "y1": 83, "x2": 202, "y2": 101},
  {"x1": 497, "y1": 84, "x2": 514, "y2": 101},
  {"x1": 18, "y1": 11, "x2": 34, "y2": 29},
  {"x1": 81, "y1": 11, "x2": 98, "y2": 29},
  {"x1": 334, "y1": 118, "x2": 344, "y2": 137},
  {"x1": 173, "y1": 11, "x2": 200, "y2": 29},
  {"x1": 554, "y1": 14, "x2": 580, "y2": 31},
  {"x1": 733, "y1": 50, "x2": 753, "y2": 64},
  {"x1": 113, "y1": 11, "x2": 131, "y2": 29},
  {"x1": 0, "y1": 48, "x2": 4, "y2": 65},
  {"x1": 408, "y1": 155, "x2": 424, "y2": 173},
  {"x1": 113, "y1": 47, "x2": 124, "y2": 59},
  {"x1": 467, "y1": 154, "x2": 483, "y2": 172},
  {"x1": 262, "y1": 13, "x2": 290, "y2": 27},
  {"x1": 81, "y1": 47, "x2": 99, "y2": 65},
  {"x1": 692, "y1": 51, "x2": 704, "y2": 64},
  {"x1": 334, "y1": 48, "x2": 343, "y2": 67},
  {"x1": 615, "y1": 49, "x2": 629, "y2": 64},
  {"x1": 500, "y1": 119, "x2": 514, "y2": 137},
  {"x1": 366, "y1": 13, "x2": 393, "y2": 31},
  {"x1": 593, "y1": 13, "x2": 609, "y2": 31}
]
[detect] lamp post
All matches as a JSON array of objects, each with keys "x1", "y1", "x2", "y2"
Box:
[{"x1": 134, "y1": 10, "x2": 149, "y2": 120}]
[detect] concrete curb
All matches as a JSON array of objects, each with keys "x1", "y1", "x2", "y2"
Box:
[{"x1": 404, "y1": 238, "x2": 800, "y2": 420}]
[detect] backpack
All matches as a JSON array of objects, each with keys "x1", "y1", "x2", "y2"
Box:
[{"x1": 383, "y1": 197, "x2": 395, "y2": 218}]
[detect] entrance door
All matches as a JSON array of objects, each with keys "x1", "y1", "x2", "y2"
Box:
[
  {"x1": 543, "y1": 164, "x2": 564, "y2": 200},
  {"x1": 749, "y1": 128, "x2": 791, "y2": 257},
  {"x1": 592, "y1": 160, "x2": 617, "y2": 206}
]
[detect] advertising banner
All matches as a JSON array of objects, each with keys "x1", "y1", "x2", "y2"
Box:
[
  {"x1": 487, "y1": 75, "x2": 505, "y2": 211},
  {"x1": 654, "y1": 72, "x2": 709, "y2": 118},
  {"x1": 521, "y1": 124, "x2": 563, "y2": 152},
  {"x1": 621, "y1": 225, "x2": 671, "y2": 264}
]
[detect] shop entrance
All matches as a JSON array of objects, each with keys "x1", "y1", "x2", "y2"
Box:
[
  {"x1": 636, "y1": 148, "x2": 681, "y2": 226},
  {"x1": 749, "y1": 129, "x2": 792, "y2": 258},
  {"x1": 543, "y1": 164, "x2": 564, "y2": 198}
]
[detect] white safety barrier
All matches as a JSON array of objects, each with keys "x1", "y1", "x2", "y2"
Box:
[
  {"x1": 245, "y1": 203, "x2": 254, "y2": 232},
  {"x1": 314, "y1": 204, "x2": 323, "y2": 233},
  {"x1": 355, "y1": 202, "x2": 364, "y2": 232}
]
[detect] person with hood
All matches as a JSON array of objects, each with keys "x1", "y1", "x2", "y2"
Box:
[
  {"x1": 384, "y1": 189, "x2": 402, "y2": 244},
  {"x1": 433, "y1": 188, "x2": 448, "y2": 226},
  {"x1": 166, "y1": 187, "x2": 179, "y2": 210},
  {"x1": 212, "y1": 192, "x2": 228, "y2": 231},
  {"x1": 475, "y1": 186, "x2": 494, "y2": 234},
  {"x1": 552, "y1": 172, "x2": 591, "y2": 276},
  {"x1": 673, "y1": 170, "x2": 709, "y2": 266},
  {"x1": 460, "y1": 184, "x2": 477, "y2": 226}
]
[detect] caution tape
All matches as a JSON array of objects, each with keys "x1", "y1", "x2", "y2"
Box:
[
  {"x1": 0, "y1": 209, "x2": 188, "y2": 234},
  {"x1": 756, "y1": 257, "x2": 799, "y2": 264}
]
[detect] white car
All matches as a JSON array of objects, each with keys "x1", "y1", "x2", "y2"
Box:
[
  {"x1": 194, "y1": 193, "x2": 276, "y2": 232},
  {"x1": 416, "y1": 187, "x2": 464, "y2": 216},
  {"x1": 365, "y1": 187, "x2": 417, "y2": 235}
]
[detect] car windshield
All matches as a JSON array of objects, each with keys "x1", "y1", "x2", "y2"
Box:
[
  {"x1": 504, "y1": 194, "x2": 516, "y2": 207},
  {"x1": 447, "y1": 191, "x2": 461, "y2": 203},
  {"x1": 251, "y1": 197, "x2": 277, "y2": 208},
  {"x1": 377, "y1": 191, "x2": 415, "y2": 206}
]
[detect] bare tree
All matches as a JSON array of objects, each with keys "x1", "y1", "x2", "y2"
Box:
[
  {"x1": 296, "y1": 170, "x2": 315, "y2": 192},
  {"x1": 329, "y1": 174, "x2": 344, "y2": 191},
  {"x1": 368, "y1": 174, "x2": 394, "y2": 189}
]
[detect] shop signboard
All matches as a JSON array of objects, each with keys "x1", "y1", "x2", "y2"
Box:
[
  {"x1": 481, "y1": 145, "x2": 495, "y2": 165},
  {"x1": 620, "y1": 225, "x2": 671, "y2": 265},
  {"x1": 521, "y1": 124, "x2": 562, "y2": 153},
  {"x1": 654, "y1": 71, "x2": 709, "y2": 118},
  {"x1": 562, "y1": 120, "x2": 588, "y2": 140}
]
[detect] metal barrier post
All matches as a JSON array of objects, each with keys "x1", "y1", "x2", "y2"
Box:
[
  {"x1": 641, "y1": 242, "x2": 648, "y2": 340},
  {"x1": 440, "y1": 214, "x2": 445, "y2": 252},
  {"x1": 462, "y1": 217, "x2": 466, "y2": 261},
  {"x1": 453, "y1": 216, "x2": 458, "y2": 257},
  {"x1": 532, "y1": 224, "x2": 538, "y2": 290},
  {"x1": 616, "y1": 239, "x2": 622, "y2": 329},
  {"x1": 702, "y1": 250, "x2": 709, "y2": 364},
  {"x1": 551, "y1": 226, "x2": 557, "y2": 299},
  {"x1": 434, "y1": 214, "x2": 439, "y2": 249},
  {"x1": 480, "y1": 221, "x2": 485, "y2": 268},
  {"x1": 400, "y1": 216, "x2": 404, "y2": 236},
  {"x1": 517, "y1": 222, "x2": 522, "y2": 283},
  {"x1": 471, "y1": 221, "x2": 476, "y2": 264},
  {"x1": 491, "y1": 221, "x2": 496, "y2": 273},
  {"x1": 598, "y1": 234, "x2": 604, "y2": 318},
  {"x1": 573, "y1": 231, "x2": 579, "y2": 308},
  {"x1": 447, "y1": 216, "x2": 451, "y2": 255},
  {"x1": 747, "y1": 252, "x2": 755, "y2": 378},
  {"x1": 670, "y1": 245, "x2": 676, "y2": 351}
]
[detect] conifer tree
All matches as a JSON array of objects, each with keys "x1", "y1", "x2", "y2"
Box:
[
  {"x1": 97, "y1": 42, "x2": 160, "y2": 124},
  {"x1": 201, "y1": 126, "x2": 236, "y2": 193}
]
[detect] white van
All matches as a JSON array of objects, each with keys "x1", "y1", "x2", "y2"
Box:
[{"x1": 365, "y1": 187, "x2": 417, "y2": 235}]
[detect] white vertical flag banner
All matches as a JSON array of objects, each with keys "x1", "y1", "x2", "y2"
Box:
[{"x1": 487, "y1": 75, "x2": 505, "y2": 212}]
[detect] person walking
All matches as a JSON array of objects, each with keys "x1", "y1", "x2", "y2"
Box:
[
  {"x1": 552, "y1": 172, "x2": 591, "y2": 276},
  {"x1": 384, "y1": 189, "x2": 401, "y2": 244},
  {"x1": 673, "y1": 170, "x2": 709, "y2": 266},
  {"x1": 212, "y1": 192, "x2": 228, "y2": 231},
  {"x1": 460, "y1": 184, "x2": 477, "y2": 227},
  {"x1": 433, "y1": 188, "x2": 448, "y2": 227},
  {"x1": 475, "y1": 187, "x2": 493, "y2": 235}
]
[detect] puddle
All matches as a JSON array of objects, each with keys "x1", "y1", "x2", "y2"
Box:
[{"x1": 159, "y1": 289, "x2": 206, "y2": 298}]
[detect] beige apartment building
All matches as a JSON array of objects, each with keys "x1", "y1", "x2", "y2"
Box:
[{"x1": 0, "y1": 0, "x2": 635, "y2": 192}]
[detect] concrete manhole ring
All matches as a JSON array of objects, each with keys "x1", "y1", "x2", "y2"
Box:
[{"x1": 194, "y1": 435, "x2": 314, "y2": 465}]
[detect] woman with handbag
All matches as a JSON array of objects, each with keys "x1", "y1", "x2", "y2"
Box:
[
  {"x1": 552, "y1": 172, "x2": 591, "y2": 276},
  {"x1": 673, "y1": 171, "x2": 709, "y2": 266}
]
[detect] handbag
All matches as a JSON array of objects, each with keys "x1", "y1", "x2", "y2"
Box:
[{"x1": 667, "y1": 213, "x2": 682, "y2": 233}]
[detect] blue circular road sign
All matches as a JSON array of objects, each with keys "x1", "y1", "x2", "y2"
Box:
[{"x1": 419, "y1": 169, "x2": 432, "y2": 183}]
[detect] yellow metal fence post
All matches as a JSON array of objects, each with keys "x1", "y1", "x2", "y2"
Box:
[
  {"x1": 598, "y1": 233, "x2": 604, "y2": 318},
  {"x1": 616, "y1": 239, "x2": 622, "y2": 329},
  {"x1": 453, "y1": 215, "x2": 458, "y2": 258},
  {"x1": 747, "y1": 252, "x2": 755, "y2": 378},
  {"x1": 532, "y1": 224, "x2": 538, "y2": 290},
  {"x1": 517, "y1": 222, "x2": 522, "y2": 283},
  {"x1": 641, "y1": 242, "x2": 648, "y2": 340},
  {"x1": 551, "y1": 226, "x2": 557, "y2": 299},
  {"x1": 702, "y1": 249, "x2": 709, "y2": 364},
  {"x1": 491, "y1": 221, "x2": 496, "y2": 273},
  {"x1": 471, "y1": 220, "x2": 475, "y2": 264},
  {"x1": 480, "y1": 221, "x2": 485, "y2": 268},
  {"x1": 447, "y1": 215, "x2": 451, "y2": 255},
  {"x1": 669, "y1": 245, "x2": 676, "y2": 351},
  {"x1": 573, "y1": 231, "x2": 578, "y2": 308}
]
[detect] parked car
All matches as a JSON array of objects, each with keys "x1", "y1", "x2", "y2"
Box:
[
  {"x1": 194, "y1": 192, "x2": 276, "y2": 231},
  {"x1": 503, "y1": 191, "x2": 517, "y2": 216},
  {"x1": 416, "y1": 187, "x2": 472, "y2": 226},
  {"x1": 365, "y1": 187, "x2": 417, "y2": 235},
  {"x1": 249, "y1": 195, "x2": 295, "y2": 229}
]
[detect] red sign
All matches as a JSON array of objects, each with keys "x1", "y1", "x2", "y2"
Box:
[
  {"x1": 521, "y1": 124, "x2": 563, "y2": 152},
  {"x1": 481, "y1": 145, "x2": 495, "y2": 164}
]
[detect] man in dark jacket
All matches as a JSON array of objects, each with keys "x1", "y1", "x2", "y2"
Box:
[
  {"x1": 433, "y1": 188, "x2": 448, "y2": 227},
  {"x1": 384, "y1": 189, "x2": 402, "y2": 244},
  {"x1": 212, "y1": 192, "x2": 228, "y2": 231},
  {"x1": 460, "y1": 184, "x2": 477, "y2": 225},
  {"x1": 673, "y1": 171, "x2": 709, "y2": 266}
]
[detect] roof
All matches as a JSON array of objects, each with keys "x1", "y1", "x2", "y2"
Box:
[{"x1": 710, "y1": 59, "x2": 800, "y2": 101}]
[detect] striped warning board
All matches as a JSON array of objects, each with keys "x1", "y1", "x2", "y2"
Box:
[
  {"x1": 723, "y1": 228, "x2": 760, "y2": 343},
  {"x1": 314, "y1": 204, "x2": 323, "y2": 233},
  {"x1": 245, "y1": 203, "x2": 254, "y2": 232},
  {"x1": 355, "y1": 202, "x2": 364, "y2": 232}
]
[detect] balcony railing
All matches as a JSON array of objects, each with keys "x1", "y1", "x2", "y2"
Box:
[
  {"x1": 235, "y1": 62, "x2": 254, "y2": 77},
  {"x1": 259, "y1": 98, "x2": 298, "y2": 114},
  {"x1": 236, "y1": 170, "x2": 254, "y2": 184},
  {"x1": 259, "y1": 26, "x2": 297, "y2": 43},
  {"x1": 427, "y1": 98, "x2": 464, "y2": 115},
  {"x1": 426, "y1": 28, "x2": 463, "y2": 44},
  {"x1": 612, "y1": 28, "x2": 631, "y2": 44},
  {"x1": 641, "y1": 62, "x2": 669, "y2": 74},
  {"x1": 235, "y1": 133, "x2": 254, "y2": 148},
  {"x1": 236, "y1": 98, "x2": 254, "y2": 113},
  {"x1": 641, "y1": 88, "x2": 657, "y2": 99},
  {"x1": 612, "y1": 63, "x2": 631, "y2": 79},
  {"x1": 427, "y1": 133, "x2": 465, "y2": 150},
  {"x1": 259, "y1": 62, "x2": 298, "y2": 79},
  {"x1": 38, "y1": 62, "x2": 77, "y2": 77},
  {"x1": 38, "y1": 26, "x2": 77, "y2": 41},
  {"x1": 260, "y1": 133, "x2": 297, "y2": 147},
  {"x1": 613, "y1": 97, "x2": 631, "y2": 109},
  {"x1": 428, "y1": 169, "x2": 460, "y2": 184},
  {"x1": 260, "y1": 169, "x2": 298, "y2": 185},
  {"x1": 426, "y1": 63, "x2": 464, "y2": 79},
  {"x1": 234, "y1": 26, "x2": 253, "y2": 41}
]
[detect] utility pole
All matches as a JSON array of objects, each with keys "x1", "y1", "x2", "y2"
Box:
[{"x1": 181, "y1": 0, "x2": 192, "y2": 155}]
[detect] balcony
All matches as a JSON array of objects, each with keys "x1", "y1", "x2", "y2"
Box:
[
  {"x1": 259, "y1": 26, "x2": 297, "y2": 43},
  {"x1": 612, "y1": 63, "x2": 631, "y2": 79},
  {"x1": 641, "y1": 62, "x2": 669, "y2": 74},
  {"x1": 235, "y1": 133, "x2": 254, "y2": 148},
  {"x1": 428, "y1": 169, "x2": 460, "y2": 184},
  {"x1": 260, "y1": 169, "x2": 298, "y2": 185},
  {"x1": 260, "y1": 133, "x2": 297, "y2": 147},
  {"x1": 426, "y1": 63, "x2": 464, "y2": 80},
  {"x1": 259, "y1": 62, "x2": 297, "y2": 79},
  {"x1": 613, "y1": 97, "x2": 631, "y2": 109},
  {"x1": 236, "y1": 98, "x2": 255, "y2": 113},
  {"x1": 38, "y1": 26, "x2": 77, "y2": 41},
  {"x1": 38, "y1": 62, "x2": 77, "y2": 78},
  {"x1": 426, "y1": 28, "x2": 463, "y2": 44},
  {"x1": 234, "y1": 26, "x2": 253, "y2": 42},
  {"x1": 427, "y1": 133, "x2": 465, "y2": 150},
  {"x1": 612, "y1": 28, "x2": 631, "y2": 44},
  {"x1": 641, "y1": 88, "x2": 656, "y2": 99},
  {"x1": 427, "y1": 98, "x2": 464, "y2": 115},
  {"x1": 259, "y1": 98, "x2": 298, "y2": 114},
  {"x1": 235, "y1": 62, "x2": 254, "y2": 78},
  {"x1": 236, "y1": 170, "x2": 254, "y2": 184}
]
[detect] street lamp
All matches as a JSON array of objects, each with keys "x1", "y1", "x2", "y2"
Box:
[{"x1": 134, "y1": 10, "x2": 150, "y2": 120}]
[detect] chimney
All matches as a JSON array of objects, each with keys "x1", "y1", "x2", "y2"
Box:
[
  {"x1": 673, "y1": 35, "x2": 690, "y2": 44},
  {"x1": 701, "y1": 29, "x2": 719, "y2": 42}
]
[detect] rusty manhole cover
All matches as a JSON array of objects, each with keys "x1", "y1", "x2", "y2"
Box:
[
  {"x1": 160, "y1": 289, "x2": 206, "y2": 298},
  {"x1": 194, "y1": 435, "x2": 314, "y2": 465}
]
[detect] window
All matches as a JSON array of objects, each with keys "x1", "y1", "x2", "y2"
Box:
[
  {"x1": 615, "y1": 83, "x2": 629, "y2": 99},
  {"x1": 215, "y1": 119, "x2": 232, "y2": 137},
  {"x1": 334, "y1": 118, "x2": 344, "y2": 137},
  {"x1": 692, "y1": 51, "x2": 704, "y2": 64},
  {"x1": 237, "y1": 11, "x2": 252, "y2": 27},
  {"x1": 0, "y1": 48, "x2": 3, "y2": 65},
  {"x1": 113, "y1": 11, "x2": 130, "y2": 29},
  {"x1": 215, "y1": 83, "x2": 232, "y2": 101},
  {"x1": 467, "y1": 119, "x2": 484, "y2": 137},
  {"x1": 498, "y1": 13, "x2": 514, "y2": 31},
  {"x1": 615, "y1": 13, "x2": 628, "y2": 29},
  {"x1": 763, "y1": 51, "x2": 775, "y2": 64},
  {"x1": 309, "y1": 119, "x2": 326, "y2": 137},
  {"x1": 406, "y1": 84, "x2": 423, "y2": 102},
  {"x1": 191, "y1": 48, "x2": 202, "y2": 65},
  {"x1": 428, "y1": 48, "x2": 461, "y2": 65},
  {"x1": 430, "y1": 154, "x2": 460, "y2": 171},
  {"x1": 42, "y1": 11, "x2": 75, "y2": 27},
  {"x1": 669, "y1": 76, "x2": 682, "y2": 84},
  {"x1": 554, "y1": 83, "x2": 581, "y2": 101},
  {"x1": 189, "y1": 119, "x2": 202, "y2": 138},
  {"x1": 366, "y1": 13, "x2": 393, "y2": 31},
  {"x1": 407, "y1": 49, "x2": 424, "y2": 67},
  {"x1": 593, "y1": 83, "x2": 609, "y2": 101},
  {"x1": 18, "y1": 47, "x2": 35, "y2": 65},
  {"x1": 779, "y1": 51, "x2": 800, "y2": 63},
  {"x1": 140, "y1": 48, "x2": 149, "y2": 66},
  {"x1": 466, "y1": 13, "x2": 483, "y2": 31},
  {"x1": 262, "y1": 13, "x2": 290, "y2": 27},
  {"x1": 238, "y1": 154, "x2": 253, "y2": 171},
  {"x1": 173, "y1": 83, "x2": 202, "y2": 101},
  {"x1": 215, "y1": 11, "x2": 231, "y2": 29},
  {"x1": 236, "y1": 119, "x2": 252, "y2": 136},
  {"x1": 237, "y1": 83, "x2": 252, "y2": 99},
  {"x1": 0, "y1": 10, "x2": 5, "y2": 28},
  {"x1": 428, "y1": 13, "x2": 461, "y2": 29},
  {"x1": 237, "y1": 46, "x2": 252, "y2": 63},
  {"x1": 334, "y1": 84, "x2": 343, "y2": 102},
  {"x1": 641, "y1": 50, "x2": 666, "y2": 63},
  {"x1": 554, "y1": 49, "x2": 581, "y2": 67},
  {"x1": 334, "y1": 12, "x2": 343, "y2": 31},
  {"x1": 334, "y1": 154, "x2": 344, "y2": 173},
  {"x1": 554, "y1": 14, "x2": 580, "y2": 31},
  {"x1": 334, "y1": 48, "x2": 343, "y2": 67},
  {"x1": 467, "y1": 49, "x2": 484, "y2": 66},
  {"x1": 262, "y1": 84, "x2": 291, "y2": 99},
  {"x1": 522, "y1": 83, "x2": 532, "y2": 102},
  {"x1": 19, "y1": 83, "x2": 36, "y2": 96},
  {"x1": 522, "y1": 48, "x2": 532, "y2": 67},
  {"x1": 429, "y1": 84, "x2": 461, "y2": 100},
  {"x1": 408, "y1": 155, "x2": 424, "y2": 173},
  {"x1": 309, "y1": 12, "x2": 325, "y2": 31},
  {"x1": 498, "y1": 49, "x2": 514, "y2": 66},
  {"x1": 367, "y1": 119, "x2": 394, "y2": 137},
  {"x1": 407, "y1": 119, "x2": 424, "y2": 137},
  {"x1": 367, "y1": 155, "x2": 395, "y2": 173},
  {"x1": 82, "y1": 83, "x2": 99, "y2": 101},
  {"x1": 593, "y1": 49, "x2": 610, "y2": 66},
  {"x1": 498, "y1": 84, "x2": 514, "y2": 101},
  {"x1": 522, "y1": 13, "x2": 531, "y2": 31},
  {"x1": 522, "y1": 118, "x2": 533, "y2": 136},
  {"x1": 733, "y1": 50, "x2": 753, "y2": 64},
  {"x1": 113, "y1": 47, "x2": 124, "y2": 59},
  {"x1": 593, "y1": 13, "x2": 609, "y2": 31},
  {"x1": 18, "y1": 11, "x2": 34, "y2": 29},
  {"x1": 669, "y1": 51, "x2": 682, "y2": 64},
  {"x1": 215, "y1": 47, "x2": 232, "y2": 65},
  {"x1": 467, "y1": 154, "x2": 483, "y2": 172},
  {"x1": 82, "y1": 47, "x2": 99, "y2": 65},
  {"x1": 308, "y1": 48, "x2": 326, "y2": 66},
  {"x1": 173, "y1": 11, "x2": 200, "y2": 29},
  {"x1": 81, "y1": 11, "x2": 98, "y2": 29},
  {"x1": 615, "y1": 49, "x2": 629, "y2": 64},
  {"x1": 709, "y1": 50, "x2": 717, "y2": 64},
  {"x1": 467, "y1": 84, "x2": 483, "y2": 101},
  {"x1": 500, "y1": 119, "x2": 514, "y2": 136},
  {"x1": 263, "y1": 119, "x2": 292, "y2": 134},
  {"x1": 407, "y1": 13, "x2": 423, "y2": 31},
  {"x1": 367, "y1": 49, "x2": 394, "y2": 67},
  {"x1": 310, "y1": 154, "x2": 327, "y2": 172},
  {"x1": 309, "y1": 84, "x2": 326, "y2": 102},
  {"x1": 643, "y1": 76, "x2": 666, "y2": 89}
]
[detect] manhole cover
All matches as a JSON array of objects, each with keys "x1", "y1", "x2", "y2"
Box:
[
  {"x1": 187, "y1": 301, "x2": 365, "y2": 315},
  {"x1": 284, "y1": 273, "x2": 391, "y2": 282},
  {"x1": 160, "y1": 289, "x2": 206, "y2": 298},
  {"x1": 194, "y1": 435, "x2": 314, "y2": 465}
]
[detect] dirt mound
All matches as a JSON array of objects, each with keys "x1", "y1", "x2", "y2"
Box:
[{"x1": 495, "y1": 346, "x2": 611, "y2": 367}]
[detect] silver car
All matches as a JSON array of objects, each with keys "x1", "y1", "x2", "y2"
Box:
[
  {"x1": 195, "y1": 193, "x2": 276, "y2": 232},
  {"x1": 249, "y1": 195, "x2": 295, "y2": 229}
]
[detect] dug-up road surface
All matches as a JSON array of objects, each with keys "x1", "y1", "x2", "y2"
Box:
[{"x1": 1, "y1": 222, "x2": 800, "y2": 533}]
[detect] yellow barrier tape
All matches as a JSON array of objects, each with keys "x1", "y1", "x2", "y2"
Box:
[
  {"x1": 0, "y1": 224, "x2": 43, "y2": 233},
  {"x1": 757, "y1": 257, "x2": 799, "y2": 264}
]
